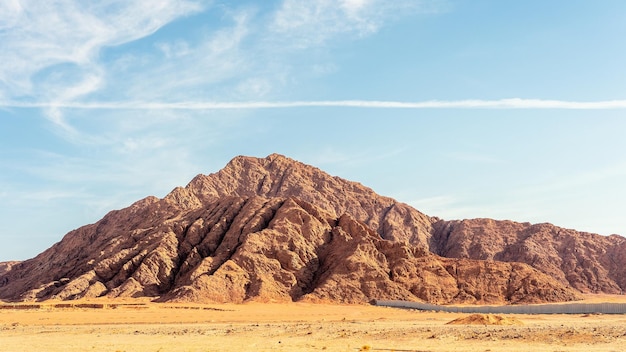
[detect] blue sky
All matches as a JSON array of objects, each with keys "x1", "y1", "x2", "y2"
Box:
[{"x1": 1, "y1": 0, "x2": 626, "y2": 260}]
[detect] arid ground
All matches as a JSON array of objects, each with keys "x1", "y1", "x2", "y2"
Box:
[{"x1": 1, "y1": 295, "x2": 625, "y2": 352}]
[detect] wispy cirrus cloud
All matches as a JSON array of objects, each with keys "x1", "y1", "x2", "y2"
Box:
[
  {"x1": 109, "y1": 0, "x2": 433, "y2": 107},
  {"x1": 113, "y1": 9, "x2": 253, "y2": 103},
  {"x1": 0, "y1": 0, "x2": 204, "y2": 93},
  {"x1": 0, "y1": 0, "x2": 205, "y2": 125},
  {"x1": 3, "y1": 98, "x2": 626, "y2": 110},
  {"x1": 270, "y1": 0, "x2": 436, "y2": 47},
  {"x1": 0, "y1": 0, "x2": 444, "y2": 138}
]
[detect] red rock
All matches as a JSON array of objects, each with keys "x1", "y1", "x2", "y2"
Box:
[
  {"x1": 432, "y1": 219, "x2": 626, "y2": 294},
  {"x1": 0, "y1": 154, "x2": 620, "y2": 304},
  {"x1": 0, "y1": 261, "x2": 19, "y2": 276}
]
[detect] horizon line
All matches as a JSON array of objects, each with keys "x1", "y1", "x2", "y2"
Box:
[{"x1": 3, "y1": 98, "x2": 626, "y2": 110}]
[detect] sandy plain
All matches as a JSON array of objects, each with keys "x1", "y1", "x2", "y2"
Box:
[{"x1": 1, "y1": 295, "x2": 626, "y2": 352}]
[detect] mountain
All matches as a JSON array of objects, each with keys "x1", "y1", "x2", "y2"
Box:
[
  {"x1": 174, "y1": 153, "x2": 436, "y2": 246},
  {"x1": 0, "y1": 261, "x2": 19, "y2": 276},
  {"x1": 0, "y1": 195, "x2": 576, "y2": 304},
  {"x1": 169, "y1": 153, "x2": 626, "y2": 295},
  {"x1": 0, "y1": 154, "x2": 622, "y2": 303},
  {"x1": 431, "y1": 219, "x2": 626, "y2": 294}
]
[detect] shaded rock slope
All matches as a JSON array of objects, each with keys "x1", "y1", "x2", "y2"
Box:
[
  {"x1": 0, "y1": 261, "x2": 19, "y2": 277},
  {"x1": 179, "y1": 153, "x2": 436, "y2": 247},
  {"x1": 432, "y1": 219, "x2": 626, "y2": 294},
  {"x1": 172, "y1": 153, "x2": 626, "y2": 295},
  {"x1": 0, "y1": 154, "x2": 622, "y2": 303},
  {"x1": 0, "y1": 195, "x2": 576, "y2": 304}
]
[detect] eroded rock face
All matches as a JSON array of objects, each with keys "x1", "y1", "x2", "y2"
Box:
[
  {"x1": 432, "y1": 219, "x2": 626, "y2": 294},
  {"x1": 0, "y1": 195, "x2": 579, "y2": 304},
  {"x1": 174, "y1": 154, "x2": 436, "y2": 248},
  {"x1": 0, "y1": 261, "x2": 20, "y2": 276},
  {"x1": 176, "y1": 154, "x2": 626, "y2": 295},
  {"x1": 0, "y1": 154, "x2": 621, "y2": 303}
]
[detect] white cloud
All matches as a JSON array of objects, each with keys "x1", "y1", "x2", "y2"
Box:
[
  {"x1": 120, "y1": 136, "x2": 170, "y2": 154},
  {"x1": 0, "y1": 0, "x2": 205, "y2": 123},
  {"x1": 235, "y1": 78, "x2": 273, "y2": 97},
  {"x1": 42, "y1": 72, "x2": 104, "y2": 134},
  {"x1": 156, "y1": 40, "x2": 192, "y2": 59},
  {"x1": 270, "y1": 0, "x2": 424, "y2": 47},
  {"x1": 4, "y1": 137, "x2": 202, "y2": 199},
  {"x1": 3, "y1": 98, "x2": 626, "y2": 110},
  {"x1": 0, "y1": 1, "x2": 23, "y2": 29},
  {"x1": 341, "y1": 0, "x2": 370, "y2": 12},
  {"x1": 0, "y1": 0, "x2": 442, "y2": 138},
  {"x1": 105, "y1": 8, "x2": 252, "y2": 105}
]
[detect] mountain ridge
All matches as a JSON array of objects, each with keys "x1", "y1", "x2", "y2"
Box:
[
  {"x1": 0, "y1": 154, "x2": 622, "y2": 303},
  {"x1": 172, "y1": 153, "x2": 437, "y2": 247}
]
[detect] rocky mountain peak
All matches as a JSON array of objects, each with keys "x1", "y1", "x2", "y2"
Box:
[
  {"x1": 176, "y1": 154, "x2": 436, "y2": 246},
  {"x1": 1, "y1": 154, "x2": 623, "y2": 304}
]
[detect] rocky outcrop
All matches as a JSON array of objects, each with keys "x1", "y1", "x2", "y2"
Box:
[
  {"x1": 171, "y1": 154, "x2": 626, "y2": 295},
  {"x1": 432, "y1": 219, "x2": 626, "y2": 294},
  {"x1": 0, "y1": 194, "x2": 578, "y2": 304},
  {"x1": 174, "y1": 153, "x2": 436, "y2": 248},
  {"x1": 0, "y1": 261, "x2": 20, "y2": 276},
  {"x1": 0, "y1": 154, "x2": 621, "y2": 303}
]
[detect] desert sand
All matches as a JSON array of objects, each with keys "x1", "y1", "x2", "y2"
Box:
[{"x1": 1, "y1": 295, "x2": 626, "y2": 352}]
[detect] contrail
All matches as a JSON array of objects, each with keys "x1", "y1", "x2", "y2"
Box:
[{"x1": 3, "y1": 98, "x2": 626, "y2": 110}]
